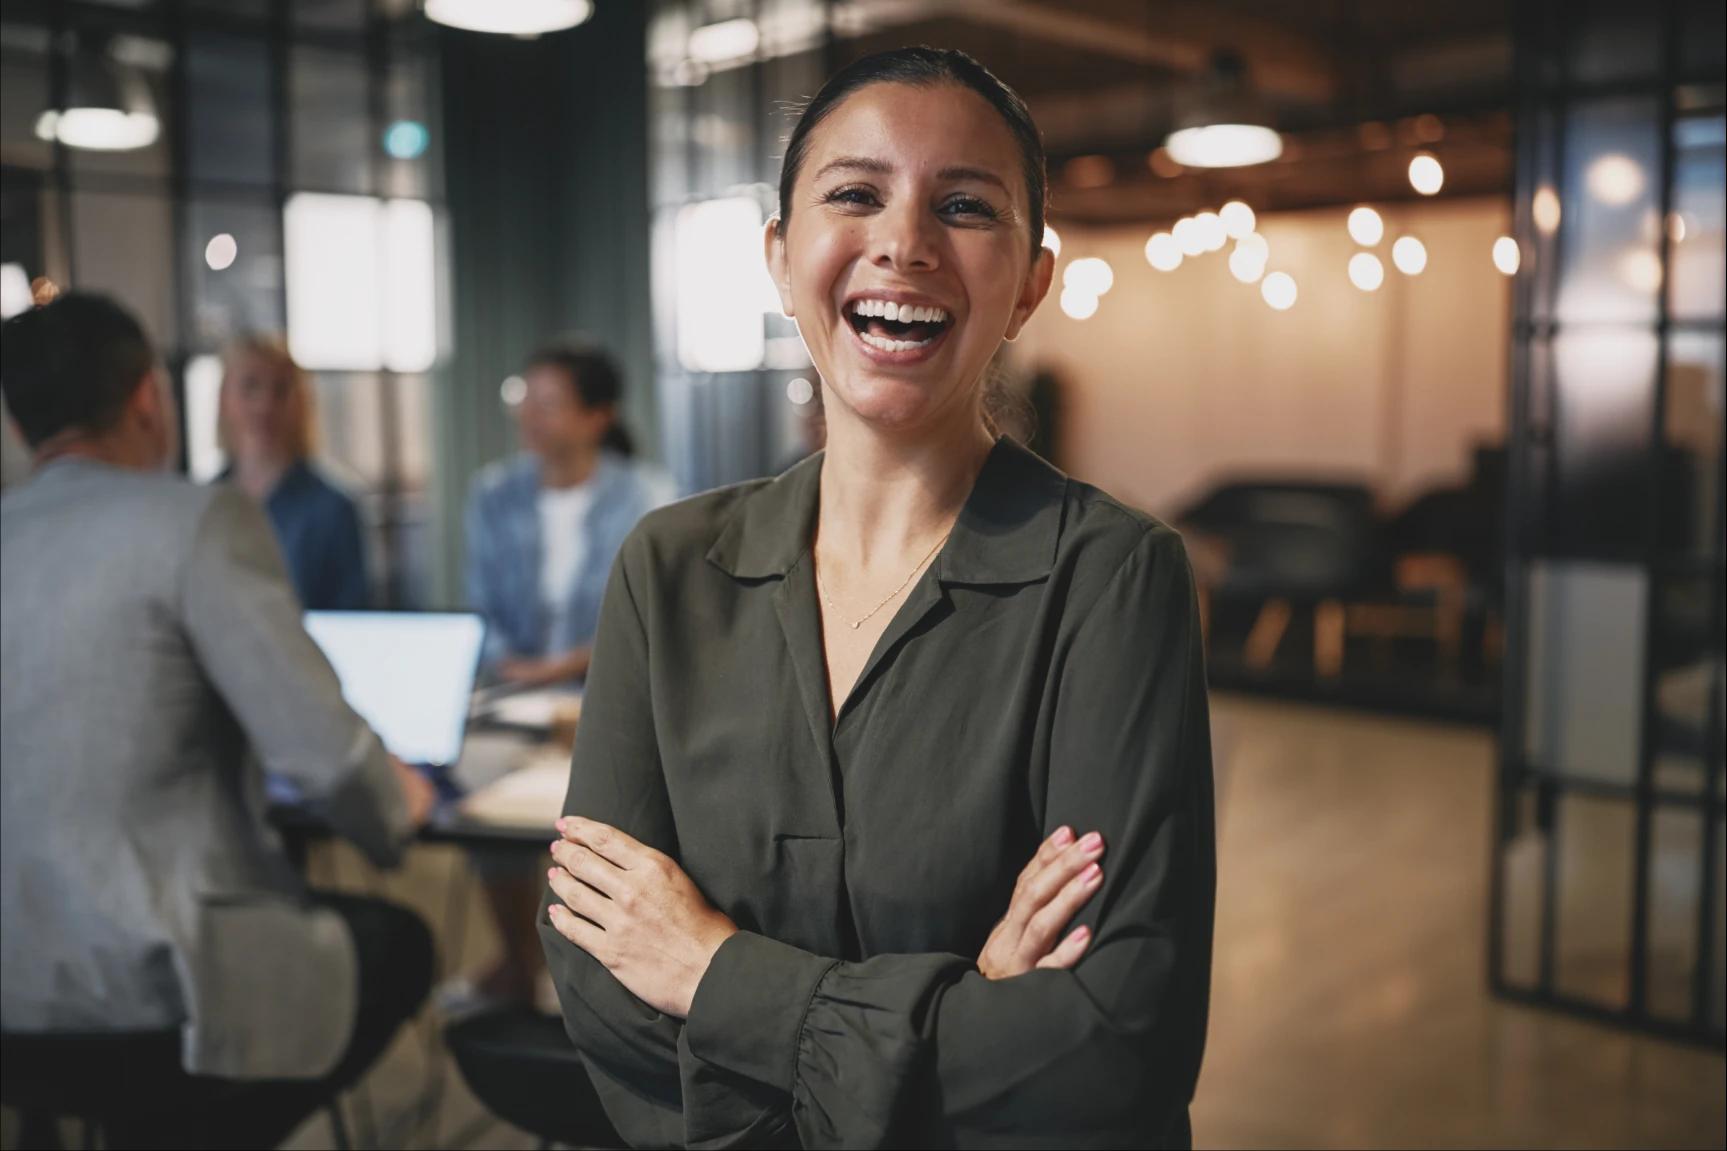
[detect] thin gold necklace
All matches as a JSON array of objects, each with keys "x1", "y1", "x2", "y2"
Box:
[{"x1": 816, "y1": 530, "x2": 951, "y2": 631}]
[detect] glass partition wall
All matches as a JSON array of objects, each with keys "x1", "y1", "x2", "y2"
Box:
[
  {"x1": 1492, "y1": 0, "x2": 1725, "y2": 1043},
  {"x1": 0, "y1": 0, "x2": 445, "y2": 606},
  {"x1": 648, "y1": 0, "x2": 830, "y2": 493}
]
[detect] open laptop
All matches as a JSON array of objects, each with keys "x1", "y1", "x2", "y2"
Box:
[{"x1": 268, "y1": 611, "x2": 486, "y2": 810}]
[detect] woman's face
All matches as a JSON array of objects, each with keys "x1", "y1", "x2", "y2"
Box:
[
  {"x1": 221, "y1": 349, "x2": 298, "y2": 460},
  {"x1": 768, "y1": 82, "x2": 1052, "y2": 436},
  {"x1": 516, "y1": 365, "x2": 613, "y2": 459}
]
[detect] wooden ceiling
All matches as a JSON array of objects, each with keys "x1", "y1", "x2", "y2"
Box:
[{"x1": 827, "y1": 0, "x2": 1514, "y2": 225}]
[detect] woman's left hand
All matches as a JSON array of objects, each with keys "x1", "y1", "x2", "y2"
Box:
[{"x1": 545, "y1": 816, "x2": 737, "y2": 1018}]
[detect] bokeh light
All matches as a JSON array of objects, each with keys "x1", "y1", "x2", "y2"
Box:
[
  {"x1": 1408, "y1": 154, "x2": 1444, "y2": 195},
  {"x1": 1219, "y1": 200, "x2": 1256, "y2": 239},
  {"x1": 1348, "y1": 206, "x2": 1384, "y2": 246},
  {"x1": 204, "y1": 233, "x2": 237, "y2": 271},
  {"x1": 1492, "y1": 236, "x2": 1520, "y2": 276},
  {"x1": 1348, "y1": 252, "x2": 1385, "y2": 291},
  {"x1": 1145, "y1": 232, "x2": 1183, "y2": 272},
  {"x1": 1261, "y1": 271, "x2": 1297, "y2": 310},
  {"x1": 1392, "y1": 236, "x2": 1428, "y2": 275}
]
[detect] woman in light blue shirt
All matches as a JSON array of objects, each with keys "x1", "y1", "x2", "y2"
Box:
[
  {"x1": 455, "y1": 339, "x2": 670, "y2": 1008},
  {"x1": 465, "y1": 340, "x2": 672, "y2": 686}
]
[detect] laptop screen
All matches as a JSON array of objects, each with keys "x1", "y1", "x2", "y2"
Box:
[{"x1": 303, "y1": 611, "x2": 486, "y2": 767}]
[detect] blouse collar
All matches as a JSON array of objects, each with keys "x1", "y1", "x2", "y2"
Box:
[{"x1": 706, "y1": 436, "x2": 1066, "y2": 587}]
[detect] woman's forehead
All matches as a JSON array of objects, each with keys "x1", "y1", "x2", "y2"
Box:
[
  {"x1": 802, "y1": 82, "x2": 1023, "y2": 190},
  {"x1": 232, "y1": 354, "x2": 284, "y2": 381}
]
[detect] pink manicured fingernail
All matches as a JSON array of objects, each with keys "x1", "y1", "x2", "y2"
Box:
[
  {"x1": 1079, "y1": 862, "x2": 1102, "y2": 884},
  {"x1": 1079, "y1": 831, "x2": 1103, "y2": 852},
  {"x1": 1071, "y1": 925, "x2": 1090, "y2": 942},
  {"x1": 1052, "y1": 826, "x2": 1075, "y2": 847}
]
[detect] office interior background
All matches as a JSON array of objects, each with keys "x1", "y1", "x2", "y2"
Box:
[{"x1": 0, "y1": 0, "x2": 1722, "y2": 1147}]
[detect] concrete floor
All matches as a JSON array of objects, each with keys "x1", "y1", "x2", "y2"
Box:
[
  {"x1": 10, "y1": 695, "x2": 1722, "y2": 1149},
  {"x1": 1193, "y1": 696, "x2": 1724, "y2": 1149}
]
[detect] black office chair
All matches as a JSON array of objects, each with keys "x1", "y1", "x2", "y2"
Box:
[
  {"x1": 445, "y1": 1007, "x2": 624, "y2": 1150},
  {"x1": 0, "y1": 1030, "x2": 355, "y2": 1150},
  {"x1": 1177, "y1": 478, "x2": 1389, "y2": 674}
]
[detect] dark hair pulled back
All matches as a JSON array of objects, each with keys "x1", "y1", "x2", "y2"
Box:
[
  {"x1": 524, "y1": 338, "x2": 635, "y2": 457},
  {"x1": 776, "y1": 46, "x2": 1047, "y2": 255}
]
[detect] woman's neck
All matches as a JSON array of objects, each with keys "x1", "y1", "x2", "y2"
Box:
[
  {"x1": 815, "y1": 407, "x2": 995, "y2": 571},
  {"x1": 540, "y1": 445, "x2": 599, "y2": 490},
  {"x1": 233, "y1": 452, "x2": 294, "y2": 501}
]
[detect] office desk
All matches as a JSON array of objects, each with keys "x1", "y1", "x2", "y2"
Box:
[{"x1": 271, "y1": 730, "x2": 571, "y2": 852}]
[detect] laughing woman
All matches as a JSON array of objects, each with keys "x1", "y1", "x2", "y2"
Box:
[{"x1": 540, "y1": 47, "x2": 1215, "y2": 1150}]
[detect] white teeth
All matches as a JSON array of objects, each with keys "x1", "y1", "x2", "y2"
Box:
[
  {"x1": 859, "y1": 329, "x2": 936, "y2": 353},
  {"x1": 848, "y1": 299, "x2": 950, "y2": 324}
]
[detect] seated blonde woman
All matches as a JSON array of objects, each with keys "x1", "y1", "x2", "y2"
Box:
[{"x1": 219, "y1": 334, "x2": 369, "y2": 610}]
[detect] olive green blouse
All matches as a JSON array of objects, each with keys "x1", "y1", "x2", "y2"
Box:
[{"x1": 538, "y1": 437, "x2": 1215, "y2": 1150}]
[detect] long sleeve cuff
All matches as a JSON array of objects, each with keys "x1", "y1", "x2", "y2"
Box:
[
  {"x1": 320, "y1": 728, "x2": 412, "y2": 869},
  {"x1": 684, "y1": 930, "x2": 836, "y2": 1092}
]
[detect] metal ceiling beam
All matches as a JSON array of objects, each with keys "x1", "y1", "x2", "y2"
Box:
[
  {"x1": 956, "y1": 0, "x2": 1337, "y2": 102},
  {"x1": 835, "y1": 0, "x2": 1340, "y2": 102}
]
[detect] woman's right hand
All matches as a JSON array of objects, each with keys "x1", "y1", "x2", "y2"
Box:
[{"x1": 977, "y1": 825, "x2": 1105, "y2": 979}]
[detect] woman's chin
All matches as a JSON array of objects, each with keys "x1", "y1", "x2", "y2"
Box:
[{"x1": 829, "y1": 378, "x2": 947, "y2": 430}]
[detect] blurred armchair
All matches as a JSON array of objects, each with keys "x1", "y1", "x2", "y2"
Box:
[
  {"x1": 1176, "y1": 450, "x2": 1507, "y2": 682},
  {"x1": 1177, "y1": 478, "x2": 1388, "y2": 676}
]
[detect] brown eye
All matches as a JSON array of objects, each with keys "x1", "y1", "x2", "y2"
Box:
[
  {"x1": 825, "y1": 186, "x2": 880, "y2": 208},
  {"x1": 941, "y1": 196, "x2": 998, "y2": 220}
]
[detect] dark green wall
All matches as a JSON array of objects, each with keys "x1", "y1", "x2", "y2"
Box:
[{"x1": 431, "y1": 0, "x2": 653, "y2": 602}]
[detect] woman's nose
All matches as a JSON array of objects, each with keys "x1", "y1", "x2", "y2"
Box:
[{"x1": 869, "y1": 200, "x2": 940, "y2": 273}]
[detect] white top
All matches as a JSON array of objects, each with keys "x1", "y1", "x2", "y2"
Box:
[{"x1": 538, "y1": 479, "x2": 597, "y2": 632}]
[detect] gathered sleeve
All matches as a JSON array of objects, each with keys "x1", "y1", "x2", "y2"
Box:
[{"x1": 681, "y1": 527, "x2": 1216, "y2": 1148}]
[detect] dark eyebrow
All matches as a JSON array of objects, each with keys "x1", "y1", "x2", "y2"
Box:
[
  {"x1": 937, "y1": 165, "x2": 1010, "y2": 194},
  {"x1": 812, "y1": 156, "x2": 893, "y2": 181}
]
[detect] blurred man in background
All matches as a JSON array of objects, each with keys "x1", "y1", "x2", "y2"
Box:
[{"x1": 0, "y1": 293, "x2": 435, "y2": 1147}]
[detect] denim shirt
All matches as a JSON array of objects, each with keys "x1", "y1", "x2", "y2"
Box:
[
  {"x1": 222, "y1": 461, "x2": 369, "y2": 611},
  {"x1": 464, "y1": 451, "x2": 667, "y2": 670}
]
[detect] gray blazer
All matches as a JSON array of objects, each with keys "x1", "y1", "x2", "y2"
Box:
[{"x1": 0, "y1": 459, "x2": 411, "y2": 1080}]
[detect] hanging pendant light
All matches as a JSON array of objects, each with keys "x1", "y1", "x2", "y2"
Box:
[
  {"x1": 424, "y1": 0, "x2": 593, "y2": 36},
  {"x1": 1163, "y1": 51, "x2": 1282, "y2": 169},
  {"x1": 35, "y1": 42, "x2": 159, "y2": 152}
]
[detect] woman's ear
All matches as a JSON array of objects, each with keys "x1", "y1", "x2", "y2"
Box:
[
  {"x1": 764, "y1": 215, "x2": 794, "y2": 319},
  {"x1": 1003, "y1": 243, "x2": 1054, "y2": 343}
]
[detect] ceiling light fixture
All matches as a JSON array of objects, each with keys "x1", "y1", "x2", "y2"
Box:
[
  {"x1": 424, "y1": 0, "x2": 593, "y2": 36},
  {"x1": 1163, "y1": 51, "x2": 1283, "y2": 169},
  {"x1": 34, "y1": 45, "x2": 159, "y2": 152},
  {"x1": 687, "y1": 18, "x2": 760, "y2": 64}
]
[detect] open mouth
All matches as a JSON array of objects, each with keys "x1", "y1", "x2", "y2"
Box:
[{"x1": 844, "y1": 298, "x2": 953, "y2": 353}]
